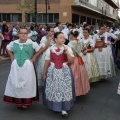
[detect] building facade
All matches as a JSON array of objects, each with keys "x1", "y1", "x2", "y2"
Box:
[{"x1": 0, "y1": 0, "x2": 119, "y2": 25}]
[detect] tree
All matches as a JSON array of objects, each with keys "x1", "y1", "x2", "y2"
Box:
[
  {"x1": 114, "y1": 19, "x2": 120, "y2": 28},
  {"x1": 16, "y1": 0, "x2": 34, "y2": 22}
]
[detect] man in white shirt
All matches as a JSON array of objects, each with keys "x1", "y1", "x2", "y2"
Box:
[{"x1": 54, "y1": 22, "x2": 61, "y2": 33}]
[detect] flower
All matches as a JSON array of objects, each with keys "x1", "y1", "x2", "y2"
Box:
[{"x1": 72, "y1": 29, "x2": 77, "y2": 34}]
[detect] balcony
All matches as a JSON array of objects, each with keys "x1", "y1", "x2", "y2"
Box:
[
  {"x1": 77, "y1": 0, "x2": 118, "y2": 20},
  {"x1": 104, "y1": 0, "x2": 119, "y2": 9},
  {"x1": 80, "y1": 0, "x2": 102, "y2": 13}
]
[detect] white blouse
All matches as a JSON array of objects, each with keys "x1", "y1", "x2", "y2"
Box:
[
  {"x1": 81, "y1": 37, "x2": 95, "y2": 48},
  {"x1": 40, "y1": 36, "x2": 55, "y2": 47},
  {"x1": 7, "y1": 39, "x2": 41, "y2": 52},
  {"x1": 45, "y1": 44, "x2": 74, "y2": 60}
]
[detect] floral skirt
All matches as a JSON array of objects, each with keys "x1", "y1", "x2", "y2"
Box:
[
  {"x1": 82, "y1": 53, "x2": 100, "y2": 83},
  {"x1": 43, "y1": 65, "x2": 75, "y2": 112}
]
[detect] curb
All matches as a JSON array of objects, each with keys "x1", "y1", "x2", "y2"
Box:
[{"x1": 0, "y1": 57, "x2": 10, "y2": 63}]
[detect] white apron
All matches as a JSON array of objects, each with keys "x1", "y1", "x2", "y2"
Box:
[{"x1": 4, "y1": 59, "x2": 36, "y2": 98}]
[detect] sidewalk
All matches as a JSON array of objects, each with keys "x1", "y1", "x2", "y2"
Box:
[{"x1": 0, "y1": 56, "x2": 10, "y2": 62}]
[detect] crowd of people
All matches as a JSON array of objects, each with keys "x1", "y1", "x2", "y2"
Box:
[{"x1": 1, "y1": 20, "x2": 120, "y2": 117}]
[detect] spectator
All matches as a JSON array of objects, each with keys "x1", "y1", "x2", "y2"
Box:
[
  {"x1": 12, "y1": 24, "x2": 19, "y2": 40},
  {"x1": 30, "y1": 26, "x2": 38, "y2": 42}
]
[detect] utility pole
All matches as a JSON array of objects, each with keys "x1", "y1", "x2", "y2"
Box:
[
  {"x1": 101, "y1": 7, "x2": 103, "y2": 25},
  {"x1": 34, "y1": 0, "x2": 37, "y2": 24},
  {"x1": 105, "y1": 9, "x2": 106, "y2": 24},
  {"x1": 45, "y1": 0, "x2": 48, "y2": 26}
]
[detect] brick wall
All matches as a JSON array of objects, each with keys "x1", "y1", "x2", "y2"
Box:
[{"x1": 0, "y1": 0, "x2": 21, "y2": 4}]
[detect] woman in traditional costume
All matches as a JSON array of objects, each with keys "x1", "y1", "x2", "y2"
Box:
[
  {"x1": 93, "y1": 25, "x2": 116, "y2": 79},
  {"x1": 43, "y1": 32, "x2": 75, "y2": 117},
  {"x1": 68, "y1": 29, "x2": 90, "y2": 96},
  {"x1": 3, "y1": 29, "x2": 43, "y2": 109},
  {"x1": 81, "y1": 28, "x2": 100, "y2": 83}
]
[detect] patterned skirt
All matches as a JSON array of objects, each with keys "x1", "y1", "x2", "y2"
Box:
[
  {"x1": 94, "y1": 47, "x2": 116, "y2": 79},
  {"x1": 82, "y1": 53, "x2": 100, "y2": 83},
  {"x1": 43, "y1": 65, "x2": 75, "y2": 112},
  {"x1": 37, "y1": 53, "x2": 46, "y2": 86}
]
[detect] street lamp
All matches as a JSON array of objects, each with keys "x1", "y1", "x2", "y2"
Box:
[
  {"x1": 101, "y1": 7, "x2": 104, "y2": 25},
  {"x1": 34, "y1": 0, "x2": 37, "y2": 24},
  {"x1": 105, "y1": 9, "x2": 106, "y2": 24},
  {"x1": 45, "y1": 0, "x2": 50, "y2": 26}
]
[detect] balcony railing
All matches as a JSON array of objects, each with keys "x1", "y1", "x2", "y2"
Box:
[
  {"x1": 80, "y1": 0, "x2": 102, "y2": 13},
  {"x1": 112, "y1": 0, "x2": 119, "y2": 6},
  {"x1": 80, "y1": 0, "x2": 117, "y2": 19}
]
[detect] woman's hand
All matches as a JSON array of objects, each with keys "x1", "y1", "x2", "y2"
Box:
[
  {"x1": 83, "y1": 49, "x2": 87, "y2": 55},
  {"x1": 11, "y1": 58, "x2": 14, "y2": 62},
  {"x1": 47, "y1": 36, "x2": 52, "y2": 44},
  {"x1": 30, "y1": 57, "x2": 36, "y2": 63}
]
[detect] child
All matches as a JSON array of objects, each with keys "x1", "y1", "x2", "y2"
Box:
[
  {"x1": 43, "y1": 32, "x2": 75, "y2": 117},
  {"x1": 68, "y1": 29, "x2": 90, "y2": 96},
  {"x1": 81, "y1": 28, "x2": 100, "y2": 82},
  {"x1": 3, "y1": 28, "x2": 43, "y2": 109}
]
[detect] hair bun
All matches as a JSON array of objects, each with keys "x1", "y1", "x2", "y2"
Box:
[{"x1": 72, "y1": 29, "x2": 77, "y2": 34}]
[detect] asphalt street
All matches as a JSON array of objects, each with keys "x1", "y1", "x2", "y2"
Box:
[{"x1": 0, "y1": 60, "x2": 120, "y2": 120}]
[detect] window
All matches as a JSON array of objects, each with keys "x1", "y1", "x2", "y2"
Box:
[
  {"x1": 18, "y1": 14, "x2": 22, "y2": 22},
  {"x1": 97, "y1": 19, "x2": 100, "y2": 25},
  {"x1": 87, "y1": 17, "x2": 91, "y2": 25},
  {"x1": 80, "y1": 16, "x2": 86, "y2": 24},
  {"x1": 0, "y1": 14, "x2": 1, "y2": 22},
  {"x1": 48, "y1": 13, "x2": 53, "y2": 23},
  {"x1": 3, "y1": 14, "x2": 6, "y2": 21},
  {"x1": 26, "y1": 13, "x2": 59, "y2": 23},
  {"x1": 0, "y1": 13, "x2": 22, "y2": 22},
  {"x1": 54, "y1": 13, "x2": 59, "y2": 22},
  {"x1": 12, "y1": 14, "x2": 18, "y2": 22},
  {"x1": 6, "y1": 14, "x2": 10, "y2": 22},
  {"x1": 104, "y1": 21, "x2": 106, "y2": 24},
  {"x1": 26, "y1": 14, "x2": 31, "y2": 22},
  {"x1": 43, "y1": 14, "x2": 47, "y2": 23},
  {"x1": 38, "y1": 14, "x2": 42, "y2": 23},
  {"x1": 72, "y1": 14, "x2": 79, "y2": 24},
  {"x1": 32, "y1": 15, "x2": 35, "y2": 22},
  {"x1": 92, "y1": 18, "x2": 96, "y2": 25}
]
